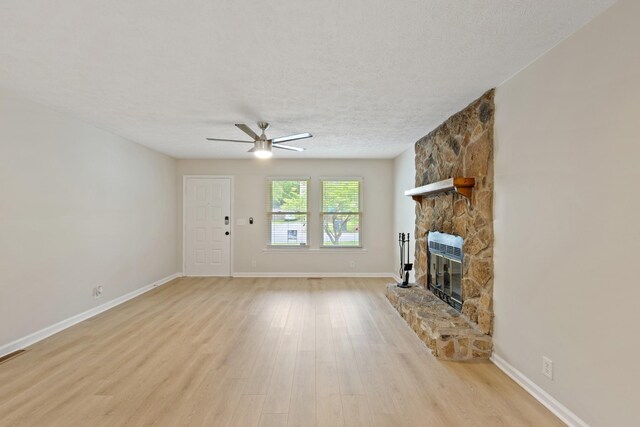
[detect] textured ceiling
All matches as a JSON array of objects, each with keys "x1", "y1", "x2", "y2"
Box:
[{"x1": 0, "y1": 0, "x2": 616, "y2": 159}]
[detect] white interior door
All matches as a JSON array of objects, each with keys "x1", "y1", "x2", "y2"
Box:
[{"x1": 184, "y1": 177, "x2": 231, "y2": 276}]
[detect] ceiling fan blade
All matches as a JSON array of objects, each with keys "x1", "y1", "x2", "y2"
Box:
[
  {"x1": 206, "y1": 138, "x2": 254, "y2": 143},
  {"x1": 273, "y1": 144, "x2": 305, "y2": 152},
  {"x1": 270, "y1": 132, "x2": 312, "y2": 143},
  {"x1": 235, "y1": 124, "x2": 259, "y2": 140}
]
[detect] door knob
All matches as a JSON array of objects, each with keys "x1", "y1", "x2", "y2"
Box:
[{"x1": 225, "y1": 231, "x2": 230, "y2": 236}]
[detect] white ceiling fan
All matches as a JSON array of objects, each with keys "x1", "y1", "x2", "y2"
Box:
[{"x1": 206, "y1": 122, "x2": 312, "y2": 158}]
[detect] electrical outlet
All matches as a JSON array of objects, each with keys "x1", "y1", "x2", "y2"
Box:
[
  {"x1": 93, "y1": 285, "x2": 103, "y2": 300},
  {"x1": 251, "y1": 260, "x2": 257, "y2": 268},
  {"x1": 542, "y1": 356, "x2": 553, "y2": 379},
  {"x1": 349, "y1": 260, "x2": 355, "y2": 268}
]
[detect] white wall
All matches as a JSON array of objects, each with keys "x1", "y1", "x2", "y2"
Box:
[
  {"x1": 177, "y1": 159, "x2": 395, "y2": 275},
  {"x1": 0, "y1": 89, "x2": 178, "y2": 351},
  {"x1": 493, "y1": 0, "x2": 639, "y2": 425},
  {"x1": 392, "y1": 147, "x2": 416, "y2": 282}
]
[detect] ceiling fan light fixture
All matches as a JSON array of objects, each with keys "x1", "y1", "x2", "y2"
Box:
[
  {"x1": 206, "y1": 122, "x2": 311, "y2": 157},
  {"x1": 253, "y1": 139, "x2": 272, "y2": 159},
  {"x1": 254, "y1": 148, "x2": 272, "y2": 159}
]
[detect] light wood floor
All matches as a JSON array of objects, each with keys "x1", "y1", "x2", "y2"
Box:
[{"x1": 0, "y1": 277, "x2": 562, "y2": 427}]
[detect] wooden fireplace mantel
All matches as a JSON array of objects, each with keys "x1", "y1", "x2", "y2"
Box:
[{"x1": 404, "y1": 177, "x2": 475, "y2": 202}]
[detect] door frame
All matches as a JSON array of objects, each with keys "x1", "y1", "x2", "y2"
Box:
[{"x1": 182, "y1": 175, "x2": 234, "y2": 277}]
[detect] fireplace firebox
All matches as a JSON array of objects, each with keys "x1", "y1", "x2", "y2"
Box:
[{"x1": 427, "y1": 232, "x2": 464, "y2": 311}]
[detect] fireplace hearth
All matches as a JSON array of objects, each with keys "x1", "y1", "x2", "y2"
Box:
[{"x1": 427, "y1": 232, "x2": 463, "y2": 311}]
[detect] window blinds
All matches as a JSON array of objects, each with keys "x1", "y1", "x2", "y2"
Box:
[{"x1": 320, "y1": 179, "x2": 362, "y2": 247}]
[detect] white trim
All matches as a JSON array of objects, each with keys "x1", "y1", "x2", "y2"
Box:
[
  {"x1": 182, "y1": 175, "x2": 234, "y2": 277},
  {"x1": 262, "y1": 248, "x2": 368, "y2": 253},
  {"x1": 266, "y1": 176, "x2": 311, "y2": 181},
  {"x1": 184, "y1": 274, "x2": 232, "y2": 277},
  {"x1": 0, "y1": 273, "x2": 181, "y2": 358},
  {"x1": 232, "y1": 272, "x2": 395, "y2": 278},
  {"x1": 318, "y1": 176, "x2": 364, "y2": 181},
  {"x1": 490, "y1": 353, "x2": 588, "y2": 427}
]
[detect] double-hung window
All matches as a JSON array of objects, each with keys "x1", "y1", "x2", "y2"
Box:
[
  {"x1": 267, "y1": 178, "x2": 309, "y2": 246},
  {"x1": 320, "y1": 178, "x2": 362, "y2": 247}
]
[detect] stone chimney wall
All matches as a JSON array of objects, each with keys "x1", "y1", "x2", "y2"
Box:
[{"x1": 414, "y1": 89, "x2": 495, "y2": 334}]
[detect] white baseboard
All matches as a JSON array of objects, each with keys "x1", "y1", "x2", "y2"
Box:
[
  {"x1": 0, "y1": 272, "x2": 181, "y2": 358},
  {"x1": 490, "y1": 353, "x2": 588, "y2": 427},
  {"x1": 232, "y1": 272, "x2": 396, "y2": 278}
]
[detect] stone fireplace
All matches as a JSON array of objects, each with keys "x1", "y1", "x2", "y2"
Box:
[{"x1": 387, "y1": 89, "x2": 495, "y2": 360}]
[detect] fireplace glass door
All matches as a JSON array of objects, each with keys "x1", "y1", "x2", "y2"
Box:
[
  {"x1": 449, "y1": 258, "x2": 462, "y2": 302},
  {"x1": 430, "y1": 254, "x2": 462, "y2": 304},
  {"x1": 427, "y1": 231, "x2": 464, "y2": 311}
]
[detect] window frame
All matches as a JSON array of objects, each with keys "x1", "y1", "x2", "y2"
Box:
[
  {"x1": 319, "y1": 177, "x2": 363, "y2": 249},
  {"x1": 266, "y1": 177, "x2": 311, "y2": 248}
]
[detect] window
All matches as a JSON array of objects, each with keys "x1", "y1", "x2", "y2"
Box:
[
  {"x1": 321, "y1": 179, "x2": 362, "y2": 247},
  {"x1": 267, "y1": 178, "x2": 309, "y2": 246}
]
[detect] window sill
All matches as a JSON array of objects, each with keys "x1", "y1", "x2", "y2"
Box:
[{"x1": 263, "y1": 247, "x2": 367, "y2": 253}]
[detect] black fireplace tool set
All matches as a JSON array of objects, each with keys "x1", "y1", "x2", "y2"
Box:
[{"x1": 397, "y1": 232, "x2": 413, "y2": 288}]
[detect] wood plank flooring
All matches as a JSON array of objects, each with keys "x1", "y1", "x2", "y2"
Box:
[{"x1": 0, "y1": 277, "x2": 563, "y2": 426}]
